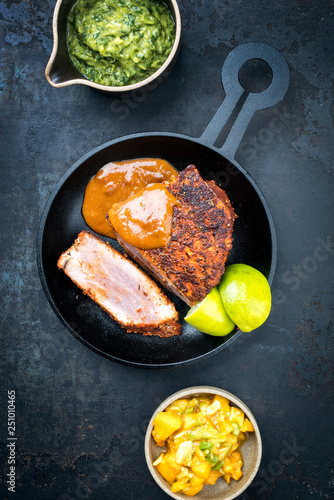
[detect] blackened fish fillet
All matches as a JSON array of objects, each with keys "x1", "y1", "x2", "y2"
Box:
[
  {"x1": 114, "y1": 165, "x2": 236, "y2": 306},
  {"x1": 57, "y1": 231, "x2": 181, "y2": 337}
]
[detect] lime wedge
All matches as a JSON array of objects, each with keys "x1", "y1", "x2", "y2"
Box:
[
  {"x1": 219, "y1": 264, "x2": 271, "y2": 332},
  {"x1": 185, "y1": 286, "x2": 235, "y2": 336}
]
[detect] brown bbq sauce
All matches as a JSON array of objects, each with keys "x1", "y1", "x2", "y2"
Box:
[
  {"x1": 107, "y1": 184, "x2": 179, "y2": 249},
  {"x1": 82, "y1": 158, "x2": 178, "y2": 239}
]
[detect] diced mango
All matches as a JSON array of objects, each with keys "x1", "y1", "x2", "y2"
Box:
[
  {"x1": 231, "y1": 469, "x2": 243, "y2": 481},
  {"x1": 205, "y1": 469, "x2": 223, "y2": 485},
  {"x1": 218, "y1": 420, "x2": 234, "y2": 435},
  {"x1": 223, "y1": 456, "x2": 233, "y2": 473},
  {"x1": 152, "y1": 411, "x2": 183, "y2": 446},
  {"x1": 166, "y1": 399, "x2": 189, "y2": 413},
  {"x1": 225, "y1": 433, "x2": 238, "y2": 446},
  {"x1": 229, "y1": 407, "x2": 244, "y2": 427},
  {"x1": 213, "y1": 395, "x2": 231, "y2": 414},
  {"x1": 171, "y1": 480, "x2": 188, "y2": 492},
  {"x1": 192, "y1": 460, "x2": 211, "y2": 480},
  {"x1": 230, "y1": 442, "x2": 239, "y2": 453},
  {"x1": 229, "y1": 451, "x2": 243, "y2": 478},
  {"x1": 238, "y1": 432, "x2": 246, "y2": 443},
  {"x1": 191, "y1": 475, "x2": 205, "y2": 487},
  {"x1": 223, "y1": 473, "x2": 231, "y2": 484},
  {"x1": 156, "y1": 461, "x2": 179, "y2": 485},
  {"x1": 183, "y1": 484, "x2": 204, "y2": 496},
  {"x1": 183, "y1": 413, "x2": 201, "y2": 430},
  {"x1": 164, "y1": 454, "x2": 184, "y2": 472},
  {"x1": 240, "y1": 418, "x2": 254, "y2": 432},
  {"x1": 230, "y1": 451, "x2": 242, "y2": 464}
]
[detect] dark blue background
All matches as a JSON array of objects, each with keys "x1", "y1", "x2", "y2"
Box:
[{"x1": 0, "y1": 1, "x2": 333, "y2": 499}]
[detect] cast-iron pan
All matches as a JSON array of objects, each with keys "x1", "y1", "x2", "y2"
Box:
[{"x1": 37, "y1": 43, "x2": 290, "y2": 368}]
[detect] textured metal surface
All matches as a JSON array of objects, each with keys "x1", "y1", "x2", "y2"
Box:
[{"x1": 0, "y1": 1, "x2": 333, "y2": 499}]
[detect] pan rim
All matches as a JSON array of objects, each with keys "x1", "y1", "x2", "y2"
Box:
[{"x1": 36, "y1": 132, "x2": 277, "y2": 368}]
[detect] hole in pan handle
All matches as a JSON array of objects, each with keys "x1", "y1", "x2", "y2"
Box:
[{"x1": 200, "y1": 42, "x2": 290, "y2": 162}]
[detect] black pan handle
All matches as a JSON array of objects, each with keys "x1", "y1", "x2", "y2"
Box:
[{"x1": 200, "y1": 42, "x2": 290, "y2": 162}]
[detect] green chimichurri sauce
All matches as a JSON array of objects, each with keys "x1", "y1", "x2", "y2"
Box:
[{"x1": 67, "y1": 0, "x2": 175, "y2": 86}]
